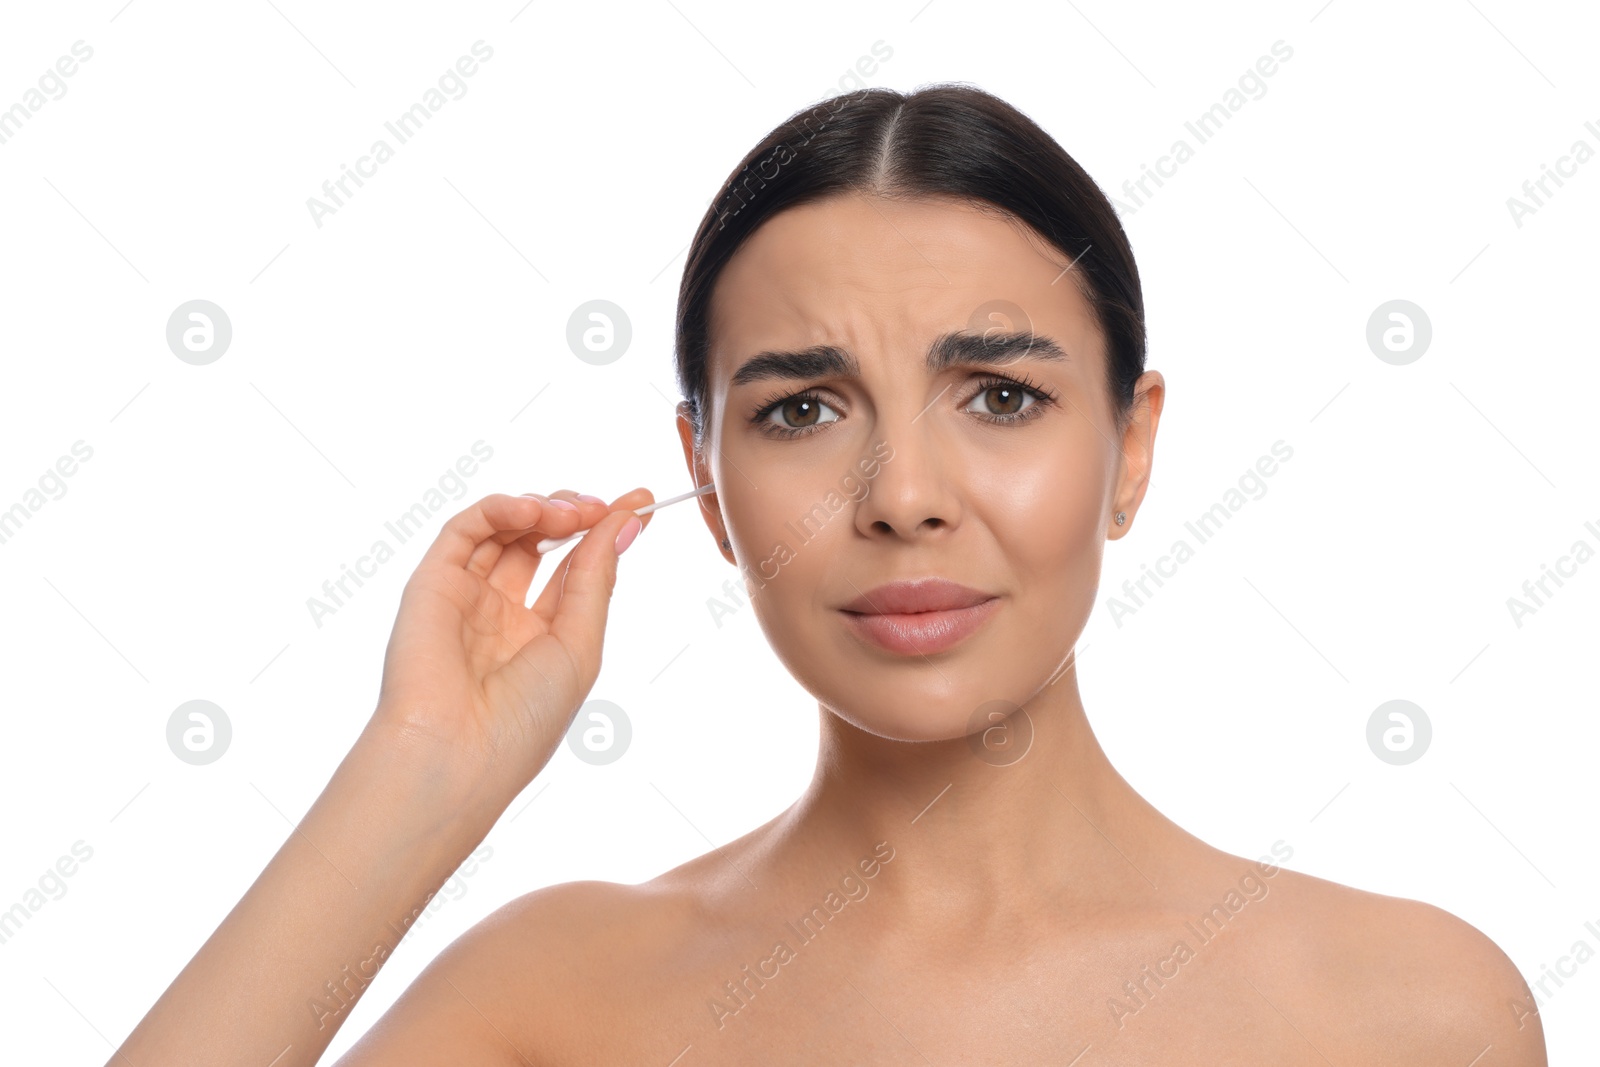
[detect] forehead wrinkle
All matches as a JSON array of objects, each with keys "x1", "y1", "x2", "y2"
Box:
[
  {"x1": 727, "y1": 330, "x2": 1068, "y2": 390},
  {"x1": 702, "y1": 195, "x2": 1102, "y2": 431}
]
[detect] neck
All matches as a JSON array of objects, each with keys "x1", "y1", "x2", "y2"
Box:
[{"x1": 778, "y1": 661, "x2": 1201, "y2": 929}]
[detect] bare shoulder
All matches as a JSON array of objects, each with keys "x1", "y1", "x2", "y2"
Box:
[
  {"x1": 461, "y1": 876, "x2": 700, "y2": 974},
  {"x1": 335, "y1": 809, "x2": 788, "y2": 1065},
  {"x1": 456, "y1": 876, "x2": 713, "y2": 1053},
  {"x1": 331, "y1": 878, "x2": 709, "y2": 1066},
  {"x1": 1239, "y1": 862, "x2": 1547, "y2": 1066}
]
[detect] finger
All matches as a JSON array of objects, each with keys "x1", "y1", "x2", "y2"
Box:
[
  {"x1": 463, "y1": 494, "x2": 549, "y2": 578},
  {"x1": 529, "y1": 488, "x2": 655, "y2": 624},
  {"x1": 527, "y1": 488, "x2": 654, "y2": 621},
  {"x1": 539, "y1": 505, "x2": 644, "y2": 692},
  {"x1": 464, "y1": 491, "x2": 573, "y2": 578},
  {"x1": 483, "y1": 491, "x2": 600, "y2": 598},
  {"x1": 424, "y1": 493, "x2": 581, "y2": 575}
]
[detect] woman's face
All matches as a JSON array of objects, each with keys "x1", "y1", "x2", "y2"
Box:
[{"x1": 678, "y1": 192, "x2": 1160, "y2": 742}]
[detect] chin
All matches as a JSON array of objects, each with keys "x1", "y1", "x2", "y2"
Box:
[
  {"x1": 809, "y1": 665, "x2": 1033, "y2": 746},
  {"x1": 832, "y1": 703, "x2": 975, "y2": 744},
  {"x1": 757, "y1": 609, "x2": 1064, "y2": 744}
]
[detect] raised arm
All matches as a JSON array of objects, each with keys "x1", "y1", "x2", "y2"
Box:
[{"x1": 109, "y1": 488, "x2": 654, "y2": 1067}]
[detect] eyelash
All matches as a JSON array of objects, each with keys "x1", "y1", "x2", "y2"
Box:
[{"x1": 750, "y1": 373, "x2": 1059, "y2": 439}]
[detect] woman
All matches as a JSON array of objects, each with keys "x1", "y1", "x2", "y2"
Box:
[{"x1": 115, "y1": 85, "x2": 1547, "y2": 1065}]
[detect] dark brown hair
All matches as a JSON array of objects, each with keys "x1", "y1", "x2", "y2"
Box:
[{"x1": 674, "y1": 83, "x2": 1146, "y2": 444}]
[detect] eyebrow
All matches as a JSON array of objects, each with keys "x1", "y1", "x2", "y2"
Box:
[{"x1": 727, "y1": 331, "x2": 1068, "y2": 388}]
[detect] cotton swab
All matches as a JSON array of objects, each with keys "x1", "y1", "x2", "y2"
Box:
[{"x1": 533, "y1": 483, "x2": 716, "y2": 554}]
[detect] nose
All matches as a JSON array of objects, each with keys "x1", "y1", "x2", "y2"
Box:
[{"x1": 851, "y1": 410, "x2": 965, "y2": 542}]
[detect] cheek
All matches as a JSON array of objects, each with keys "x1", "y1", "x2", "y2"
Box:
[
  {"x1": 980, "y1": 442, "x2": 1110, "y2": 660},
  {"x1": 984, "y1": 441, "x2": 1109, "y2": 557},
  {"x1": 722, "y1": 490, "x2": 841, "y2": 613},
  {"x1": 720, "y1": 484, "x2": 863, "y2": 685}
]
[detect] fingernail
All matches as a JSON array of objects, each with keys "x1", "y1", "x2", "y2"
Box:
[
  {"x1": 615, "y1": 514, "x2": 642, "y2": 555},
  {"x1": 577, "y1": 493, "x2": 605, "y2": 504},
  {"x1": 548, "y1": 498, "x2": 578, "y2": 511}
]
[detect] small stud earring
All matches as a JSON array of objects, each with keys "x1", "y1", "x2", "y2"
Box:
[
  {"x1": 1115, "y1": 512, "x2": 1126, "y2": 526},
  {"x1": 721, "y1": 538, "x2": 731, "y2": 550}
]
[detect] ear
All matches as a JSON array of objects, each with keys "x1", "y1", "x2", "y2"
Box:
[
  {"x1": 676, "y1": 401, "x2": 733, "y2": 561},
  {"x1": 1109, "y1": 370, "x2": 1165, "y2": 539}
]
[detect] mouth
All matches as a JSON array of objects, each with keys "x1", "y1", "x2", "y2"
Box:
[{"x1": 839, "y1": 578, "x2": 1001, "y2": 656}]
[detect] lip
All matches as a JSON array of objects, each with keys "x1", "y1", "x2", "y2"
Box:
[
  {"x1": 842, "y1": 578, "x2": 996, "y2": 614},
  {"x1": 839, "y1": 578, "x2": 1001, "y2": 656}
]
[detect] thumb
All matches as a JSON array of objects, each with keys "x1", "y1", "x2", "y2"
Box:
[{"x1": 545, "y1": 506, "x2": 644, "y2": 689}]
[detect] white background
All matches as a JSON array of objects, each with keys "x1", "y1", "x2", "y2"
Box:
[{"x1": 0, "y1": 0, "x2": 1595, "y2": 1061}]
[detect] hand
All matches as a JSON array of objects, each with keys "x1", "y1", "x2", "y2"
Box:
[{"x1": 368, "y1": 488, "x2": 655, "y2": 815}]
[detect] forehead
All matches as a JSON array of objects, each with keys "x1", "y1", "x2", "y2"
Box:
[{"x1": 706, "y1": 193, "x2": 1103, "y2": 382}]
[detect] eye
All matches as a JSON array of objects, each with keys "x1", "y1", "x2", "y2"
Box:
[
  {"x1": 756, "y1": 391, "x2": 842, "y2": 437},
  {"x1": 961, "y1": 374, "x2": 1056, "y2": 424},
  {"x1": 964, "y1": 381, "x2": 1035, "y2": 418},
  {"x1": 749, "y1": 373, "x2": 1056, "y2": 439}
]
